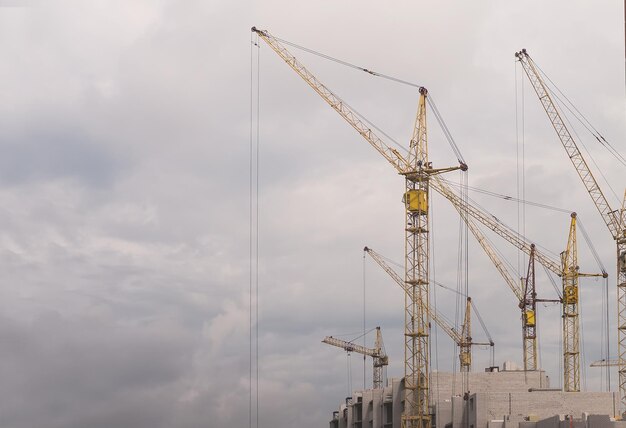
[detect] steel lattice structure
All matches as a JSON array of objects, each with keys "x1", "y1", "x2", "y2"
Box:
[{"x1": 516, "y1": 50, "x2": 622, "y2": 403}]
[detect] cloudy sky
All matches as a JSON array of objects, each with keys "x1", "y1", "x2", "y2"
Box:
[{"x1": 0, "y1": 1, "x2": 623, "y2": 427}]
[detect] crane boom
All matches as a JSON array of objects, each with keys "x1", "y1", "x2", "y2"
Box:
[
  {"x1": 363, "y1": 246, "x2": 492, "y2": 373},
  {"x1": 323, "y1": 327, "x2": 389, "y2": 389},
  {"x1": 590, "y1": 359, "x2": 620, "y2": 367},
  {"x1": 322, "y1": 336, "x2": 380, "y2": 358},
  {"x1": 430, "y1": 175, "x2": 563, "y2": 275},
  {"x1": 251, "y1": 27, "x2": 410, "y2": 174},
  {"x1": 515, "y1": 50, "x2": 621, "y2": 239}
]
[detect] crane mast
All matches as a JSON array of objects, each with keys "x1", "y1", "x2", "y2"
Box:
[
  {"x1": 252, "y1": 27, "x2": 464, "y2": 428},
  {"x1": 561, "y1": 213, "x2": 581, "y2": 392},
  {"x1": 322, "y1": 327, "x2": 389, "y2": 389},
  {"x1": 515, "y1": 49, "x2": 625, "y2": 404},
  {"x1": 521, "y1": 245, "x2": 538, "y2": 373}
]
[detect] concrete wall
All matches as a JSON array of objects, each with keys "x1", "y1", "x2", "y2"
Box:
[
  {"x1": 329, "y1": 372, "x2": 617, "y2": 428},
  {"x1": 469, "y1": 391, "x2": 619, "y2": 428},
  {"x1": 431, "y1": 370, "x2": 550, "y2": 400}
]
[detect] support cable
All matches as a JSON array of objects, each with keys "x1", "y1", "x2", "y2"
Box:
[
  {"x1": 604, "y1": 278, "x2": 611, "y2": 392},
  {"x1": 515, "y1": 60, "x2": 521, "y2": 276},
  {"x1": 580, "y1": 287, "x2": 588, "y2": 391},
  {"x1": 533, "y1": 60, "x2": 626, "y2": 166},
  {"x1": 249, "y1": 33, "x2": 255, "y2": 428},
  {"x1": 363, "y1": 249, "x2": 367, "y2": 390},
  {"x1": 541, "y1": 263, "x2": 564, "y2": 300},
  {"x1": 438, "y1": 178, "x2": 572, "y2": 214},
  {"x1": 553, "y1": 94, "x2": 624, "y2": 202},
  {"x1": 432, "y1": 192, "x2": 441, "y2": 419},
  {"x1": 577, "y1": 218, "x2": 608, "y2": 275},
  {"x1": 427, "y1": 96, "x2": 467, "y2": 165},
  {"x1": 601, "y1": 275, "x2": 610, "y2": 391},
  {"x1": 530, "y1": 59, "x2": 625, "y2": 203},
  {"x1": 274, "y1": 35, "x2": 423, "y2": 89},
  {"x1": 255, "y1": 40, "x2": 261, "y2": 428},
  {"x1": 274, "y1": 35, "x2": 467, "y2": 165}
]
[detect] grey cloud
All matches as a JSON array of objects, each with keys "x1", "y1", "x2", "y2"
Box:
[{"x1": 0, "y1": 128, "x2": 125, "y2": 187}]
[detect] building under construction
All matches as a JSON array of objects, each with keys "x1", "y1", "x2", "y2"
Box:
[
  {"x1": 251, "y1": 27, "x2": 626, "y2": 428},
  {"x1": 329, "y1": 368, "x2": 622, "y2": 428}
]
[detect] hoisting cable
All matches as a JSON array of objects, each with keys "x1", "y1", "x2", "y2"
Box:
[
  {"x1": 249, "y1": 31, "x2": 261, "y2": 428},
  {"x1": 516, "y1": 58, "x2": 527, "y2": 279},
  {"x1": 431, "y1": 196, "x2": 441, "y2": 423},
  {"x1": 574, "y1": 290, "x2": 587, "y2": 389},
  {"x1": 362, "y1": 246, "x2": 367, "y2": 389},
  {"x1": 602, "y1": 278, "x2": 611, "y2": 391}
]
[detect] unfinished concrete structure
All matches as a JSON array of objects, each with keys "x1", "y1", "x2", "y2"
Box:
[{"x1": 329, "y1": 365, "x2": 620, "y2": 428}]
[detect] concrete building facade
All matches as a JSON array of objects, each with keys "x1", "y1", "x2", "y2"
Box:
[{"x1": 329, "y1": 366, "x2": 620, "y2": 428}]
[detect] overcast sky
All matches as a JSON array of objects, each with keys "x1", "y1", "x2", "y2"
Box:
[{"x1": 0, "y1": 1, "x2": 624, "y2": 427}]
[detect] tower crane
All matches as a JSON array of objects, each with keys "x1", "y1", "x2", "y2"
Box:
[
  {"x1": 322, "y1": 327, "x2": 389, "y2": 389},
  {"x1": 560, "y1": 212, "x2": 588, "y2": 392},
  {"x1": 364, "y1": 246, "x2": 493, "y2": 375},
  {"x1": 437, "y1": 187, "x2": 540, "y2": 371},
  {"x1": 521, "y1": 245, "x2": 539, "y2": 372},
  {"x1": 252, "y1": 27, "x2": 465, "y2": 428},
  {"x1": 433, "y1": 176, "x2": 603, "y2": 389},
  {"x1": 521, "y1": 245, "x2": 563, "y2": 373},
  {"x1": 515, "y1": 49, "x2": 624, "y2": 400}
]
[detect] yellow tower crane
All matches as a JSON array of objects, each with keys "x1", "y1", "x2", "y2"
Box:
[
  {"x1": 439, "y1": 191, "x2": 540, "y2": 371},
  {"x1": 521, "y1": 244, "x2": 539, "y2": 372},
  {"x1": 432, "y1": 179, "x2": 603, "y2": 390},
  {"x1": 364, "y1": 247, "x2": 493, "y2": 374},
  {"x1": 561, "y1": 213, "x2": 583, "y2": 393},
  {"x1": 515, "y1": 50, "x2": 622, "y2": 399},
  {"x1": 322, "y1": 327, "x2": 388, "y2": 389},
  {"x1": 252, "y1": 27, "x2": 465, "y2": 428},
  {"x1": 520, "y1": 245, "x2": 563, "y2": 374}
]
